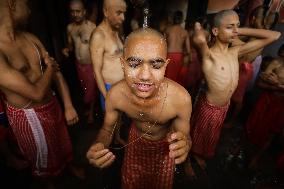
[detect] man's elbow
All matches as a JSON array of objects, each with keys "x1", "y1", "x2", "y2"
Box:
[{"x1": 271, "y1": 31, "x2": 281, "y2": 42}]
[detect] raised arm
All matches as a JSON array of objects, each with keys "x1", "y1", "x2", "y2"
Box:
[
  {"x1": 192, "y1": 22, "x2": 210, "y2": 60},
  {"x1": 86, "y1": 89, "x2": 119, "y2": 168},
  {"x1": 90, "y1": 29, "x2": 107, "y2": 98},
  {"x1": 168, "y1": 89, "x2": 192, "y2": 164},
  {"x1": 0, "y1": 52, "x2": 56, "y2": 102},
  {"x1": 238, "y1": 27, "x2": 281, "y2": 56}
]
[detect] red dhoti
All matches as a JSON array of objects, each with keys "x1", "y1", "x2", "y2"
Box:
[
  {"x1": 190, "y1": 95, "x2": 229, "y2": 158},
  {"x1": 231, "y1": 62, "x2": 253, "y2": 103},
  {"x1": 246, "y1": 91, "x2": 284, "y2": 147},
  {"x1": 121, "y1": 125, "x2": 174, "y2": 189},
  {"x1": 6, "y1": 96, "x2": 73, "y2": 177},
  {"x1": 166, "y1": 52, "x2": 183, "y2": 83},
  {"x1": 75, "y1": 61, "x2": 97, "y2": 105}
]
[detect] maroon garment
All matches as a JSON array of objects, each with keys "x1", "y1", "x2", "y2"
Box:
[
  {"x1": 231, "y1": 62, "x2": 253, "y2": 103},
  {"x1": 6, "y1": 96, "x2": 73, "y2": 178},
  {"x1": 166, "y1": 52, "x2": 183, "y2": 83},
  {"x1": 190, "y1": 95, "x2": 229, "y2": 158},
  {"x1": 246, "y1": 91, "x2": 284, "y2": 147},
  {"x1": 121, "y1": 124, "x2": 175, "y2": 189},
  {"x1": 75, "y1": 61, "x2": 98, "y2": 105}
]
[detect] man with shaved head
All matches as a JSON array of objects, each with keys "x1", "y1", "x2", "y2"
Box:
[
  {"x1": 90, "y1": 0, "x2": 126, "y2": 110},
  {"x1": 87, "y1": 28, "x2": 192, "y2": 189},
  {"x1": 0, "y1": 0, "x2": 79, "y2": 186},
  {"x1": 63, "y1": 0, "x2": 96, "y2": 124},
  {"x1": 186, "y1": 9, "x2": 280, "y2": 174}
]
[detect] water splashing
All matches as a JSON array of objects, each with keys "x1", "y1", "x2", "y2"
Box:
[{"x1": 143, "y1": 7, "x2": 149, "y2": 28}]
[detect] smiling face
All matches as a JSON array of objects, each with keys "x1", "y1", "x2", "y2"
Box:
[
  {"x1": 212, "y1": 11, "x2": 240, "y2": 43},
  {"x1": 122, "y1": 30, "x2": 169, "y2": 99}
]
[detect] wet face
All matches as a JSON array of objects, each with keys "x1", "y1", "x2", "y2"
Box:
[
  {"x1": 105, "y1": 3, "x2": 126, "y2": 30},
  {"x1": 12, "y1": 0, "x2": 30, "y2": 26},
  {"x1": 70, "y1": 2, "x2": 86, "y2": 23},
  {"x1": 122, "y1": 35, "x2": 168, "y2": 99},
  {"x1": 213, "y1": 13, "x2": 240, "y2": 43}
]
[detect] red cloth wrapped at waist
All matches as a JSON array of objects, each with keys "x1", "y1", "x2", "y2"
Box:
[
  {"x1": 6, "y1": 96, "x2": 73, "y2": 178},
  {"x1": 75, "y1": 60, "x2": 98, "y2": 104},
  {"x1": 121, "y1": 124, "x2": 175, "y2": 189},
  {"x1": 246, "y1": 91, "x2": 284, "y2": 147},
  {"x1": 190, "y1": 95, "x2": 229, "y2": 158}
]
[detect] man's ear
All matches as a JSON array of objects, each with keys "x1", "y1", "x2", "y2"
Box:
[
  {"x1": 103, "y1": 7, "x2": 108, "y2": 18},
  {"x1": 7, "y1": 0, "x2": 16, "y2": 11},
  {"x1": 165, "y1": 58, "x2": 170, "y2": 67},
  {"x1": 211, "y1": 27, "x2": 218, "y2": 37},
  {"x1": 120, "y1": 57, "x2": 125, "y2": 69}
]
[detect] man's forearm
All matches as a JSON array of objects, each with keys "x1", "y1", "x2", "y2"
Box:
[
  {"x1": 94, "y1": 71, "x2": 107, "y2": 97},
  {"x1": 238, "y1": 28, "x2": 280, "y2": 40}
]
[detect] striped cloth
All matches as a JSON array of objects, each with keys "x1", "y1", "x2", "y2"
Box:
[
  {"x1": 190, "y1": 95, "x2": 229, "y2": 158},
  {"x1": 121, "y1": 124, "x2": 175, "y2": 189},
  {"x1": 6, "y1": 96, "x2": 73, "y2": 178}
]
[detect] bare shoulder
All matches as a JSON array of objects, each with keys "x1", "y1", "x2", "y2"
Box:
[
  {"x1": 106, "y1": 80, "x2": 128, "y2": 106},
  {"x1": 90, "y1": 25, "x2": 106, "y2": 43},
  {"x1": 87, "y1": 20, "x2": 96, "y2": 28},
  {"x1": 67, "y1": 23, "x2": 74, "y2": 32},
  {"x1": 166, "y1": 79, "x2": 191, "y2": 106}
]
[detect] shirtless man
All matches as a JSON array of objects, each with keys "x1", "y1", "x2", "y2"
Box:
[
  {"x1": 189, "y1": 9, "x2": 280, "y2": 172},
  {"x1": 87, "y1": 28, "x2": 192, "y2": 189},
  {"x1": 62, "y1": 0, "x2": 96, "y2": 124},
  {"x1": 90, "y1": 0, "x2": 126, "y2": 110},
  {"x1": 0, "y1": 0, "x2": 79, "y2": 184},
  {"x1": 165, "y1": 10, "x2": 190, "y2": 85}
]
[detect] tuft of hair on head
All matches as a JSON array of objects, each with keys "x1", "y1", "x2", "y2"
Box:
[
  {"x1": 123, "y1": 27, "x2": 167, "y2": 53},
  {"x1": 173, "y1": 10, "x2": 183, "y2": 24},
  {"x1": 212, "y1": 9, "x2": 238, "y2": 27}
]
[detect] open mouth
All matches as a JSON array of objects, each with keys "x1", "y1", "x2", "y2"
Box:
[{"x1": 135, "y1": 83, "x2": 153, "y2": 92}]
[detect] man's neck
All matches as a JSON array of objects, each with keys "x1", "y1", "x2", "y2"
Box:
[
  {"x1": 211, "y1": 39, "x2": 229, "y2": 53},
  {"x1": 102, "y1": 19, "x2": 118, "y2": 34},
  {"x1": 73, "y1": 19, "x2": 87, "y2": 26}
]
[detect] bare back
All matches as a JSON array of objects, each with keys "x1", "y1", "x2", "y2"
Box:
[
  {"x1": 108, "y1": 79, "x2": 191, "y2": 141},
  {"x1": 165, "y1": 25, "x2": 189, "y2": 53},
  {"x1": 91, "y1": 23, "x2": 124, "y2": 84},
  {"x1": 0, "y1": 33, "x2": 51, "y2": 108},
  {"x1": 68, "y1": 20, "x2": 95, "y2": 64},
  {"x1": 204, "y1": 48, "x2": 239, "y2": 106}
]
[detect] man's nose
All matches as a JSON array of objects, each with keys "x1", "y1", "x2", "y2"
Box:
[{"x1": 139, "y1": 64, "x2": 151, "y2": 81}]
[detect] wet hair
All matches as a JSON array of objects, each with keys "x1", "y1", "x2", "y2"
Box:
[
  {"x1": 124, "y1": 28, "x2": 167, "y2": 54},
  {"x1": 173, "y1": 10, "x2": 183, "y2": 24},
  {"x1": 278, "y1": 44, "x2": 284, "y2": 57},
  {"x1": 260, "y1": 55, "x2": 274, "y2": 71},
  {"x1": 212, "y1": 9, "x2": 238, "y2": 27}
]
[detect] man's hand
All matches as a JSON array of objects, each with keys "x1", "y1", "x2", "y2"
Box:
[
  {"x1": 86, "y1": 143, "x2": 116, "y2": 168},
  {"x1": 168, "y1": 131, "x2": 191, "y2": 164},
  {"x1": 62, "y1": 48, "x2": 70, "y2": 58},
  {"x1": 43, "y1": 53, "x2": 59, "y2": 72},
  {"x1": 193, "y1": 22, "x2": 207, "y2": 46},
  {"x1": 65, "y1": 106, "x2": 79, "y2": 125}
]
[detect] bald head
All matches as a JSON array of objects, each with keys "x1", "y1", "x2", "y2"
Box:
[
  {"x1": 103, "y1": 0, "x2": 126, "y2": 9},
  {"x1": 213, "y1": 9, "x2": 238, "y2": 27},
  {"x1": 70, "y1": 0, "x2": 84, "y2": 7},
  {"x1": 124, "y1": 28, "x2": 167, "y2": 55}
]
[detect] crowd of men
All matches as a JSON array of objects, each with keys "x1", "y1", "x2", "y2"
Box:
[{"x1": 0, "y1": 0, "x2": 284, "y2": 188}]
